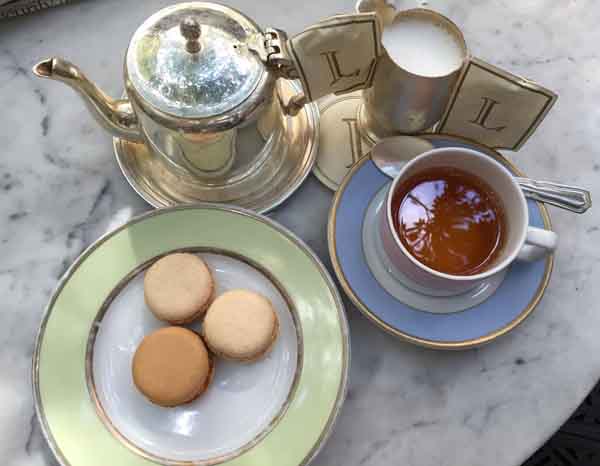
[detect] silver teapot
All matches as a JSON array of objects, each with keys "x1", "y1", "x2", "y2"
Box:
[{"x1": 34, "y1": 2, "x2": 380, "y2": 211}]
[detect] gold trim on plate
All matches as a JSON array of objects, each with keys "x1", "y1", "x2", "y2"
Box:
[
  {"x1": 327, "y1": 134, "x2": 553, "y2": 350},
  {"x1": 33, "y1": 203, "x2": 349, "y2": 466},
  {"x1": 84, "y1": 247, "x2": 305, "y2": 466}
]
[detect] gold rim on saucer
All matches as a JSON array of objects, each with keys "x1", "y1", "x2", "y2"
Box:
[{"x1": 328, "y1": 133, "x2": 554, "y2": 349}]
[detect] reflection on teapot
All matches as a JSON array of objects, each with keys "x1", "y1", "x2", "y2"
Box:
[{"x1": 33, "y1": 2, "x2": 381, "y2": 185}]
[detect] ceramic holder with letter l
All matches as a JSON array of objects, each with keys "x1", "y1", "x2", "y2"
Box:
[
  {"x1": 312, "y1": 2, "x2": 589, "y2": 218},
  {"x1": 33, "y1": 2, "x2": 382, "y2": 213},
  {"x1": 355, "y1": 0, "x2": 558, "y2": 152}
]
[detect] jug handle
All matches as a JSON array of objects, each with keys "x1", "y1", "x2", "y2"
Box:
[{"x1": 277, "y1": 91, "x2": 307, "y2": 117}]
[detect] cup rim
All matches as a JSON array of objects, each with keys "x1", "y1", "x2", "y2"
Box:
[{"x1": 385, "y1": 147, "x2": 529, "y2": 282}]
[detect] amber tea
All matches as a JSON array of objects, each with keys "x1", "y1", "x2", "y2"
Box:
[{"x1": 391, "y1": 166, "x2": 506, "y2": 276}]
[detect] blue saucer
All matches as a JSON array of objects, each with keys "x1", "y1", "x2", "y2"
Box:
[{"x1": 328, "y1": 135, "x2": 553, "y2": 349}]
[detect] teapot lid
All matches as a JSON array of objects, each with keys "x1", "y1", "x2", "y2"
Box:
[{"x1": 126, "y1": 2, "x2": 266, "y2": 119}]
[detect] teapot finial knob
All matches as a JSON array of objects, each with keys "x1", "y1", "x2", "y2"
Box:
[{"x1": 180, "y1": 17, "x2": 201, "y2": 54}]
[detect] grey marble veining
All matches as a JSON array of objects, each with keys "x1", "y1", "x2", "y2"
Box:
[{"x1": 1, "y1": 1, "x2": 600, "y2": 466}]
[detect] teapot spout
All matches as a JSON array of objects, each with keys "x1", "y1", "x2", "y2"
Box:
[
  {"x1": 31, "y1": 58, "x2": 54, "y2": 78},
  {"x1": 33, "y1": 58, "x2": 142, "y2": 143}
]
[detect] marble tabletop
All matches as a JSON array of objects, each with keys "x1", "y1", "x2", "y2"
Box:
[{"x1": 1, "y1": 0, "x2": 599, "y2": 465}]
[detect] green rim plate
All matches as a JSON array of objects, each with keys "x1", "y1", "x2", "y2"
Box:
[{"x1": 33, "y1": 204, "x2": 349, "y2": 466}]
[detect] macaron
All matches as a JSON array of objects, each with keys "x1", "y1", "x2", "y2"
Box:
[
  {"x1": 132, "y1": 326, "x2": 214, "y2": 407},
  {"x1": 144, "y1": 253, "x2": 214, "y2": 324},
  {"x1": 202, "y1": 289, "x2": 279, "y2": 362}
]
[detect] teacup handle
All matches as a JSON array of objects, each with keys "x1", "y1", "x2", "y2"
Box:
[{"x1": 517, "y1": 226, "x2": 558, "y2": 262}]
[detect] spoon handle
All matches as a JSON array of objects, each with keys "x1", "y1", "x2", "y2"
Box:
[{"x1": 515, "y1": 177, "x2": 592, "y2": 214}]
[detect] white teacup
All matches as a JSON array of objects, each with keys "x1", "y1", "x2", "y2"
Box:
[{"x1": 379, "y1": 147, "x2": 558, "y2": 296}]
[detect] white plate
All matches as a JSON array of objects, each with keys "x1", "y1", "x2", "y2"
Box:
[{"x1": 91, "y1": 252, "x2": 299, "y2": 462}]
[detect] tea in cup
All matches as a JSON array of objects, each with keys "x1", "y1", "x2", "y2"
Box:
[{"x1": 379, "y1": 147, "x2": 558, "y2": 295}]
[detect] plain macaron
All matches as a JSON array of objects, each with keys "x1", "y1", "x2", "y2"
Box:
[
  {"x1": 132, "y1": 326, "x2": 214, "y2": 407},
  {"x1": 202, "y1": 289, "x2": 279, "y2": 362},
  {"x1": 144, "y1": 253, "x2": 214, "y2": 324}
]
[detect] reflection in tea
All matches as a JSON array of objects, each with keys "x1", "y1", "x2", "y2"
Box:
[{"x1": 391, "y1": 167, "x2": 506, "y2": 276}]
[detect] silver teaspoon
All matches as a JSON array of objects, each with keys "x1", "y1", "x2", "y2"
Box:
[{"x1": 371, "y1": 136, "x2": 592, "y2": 214}]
